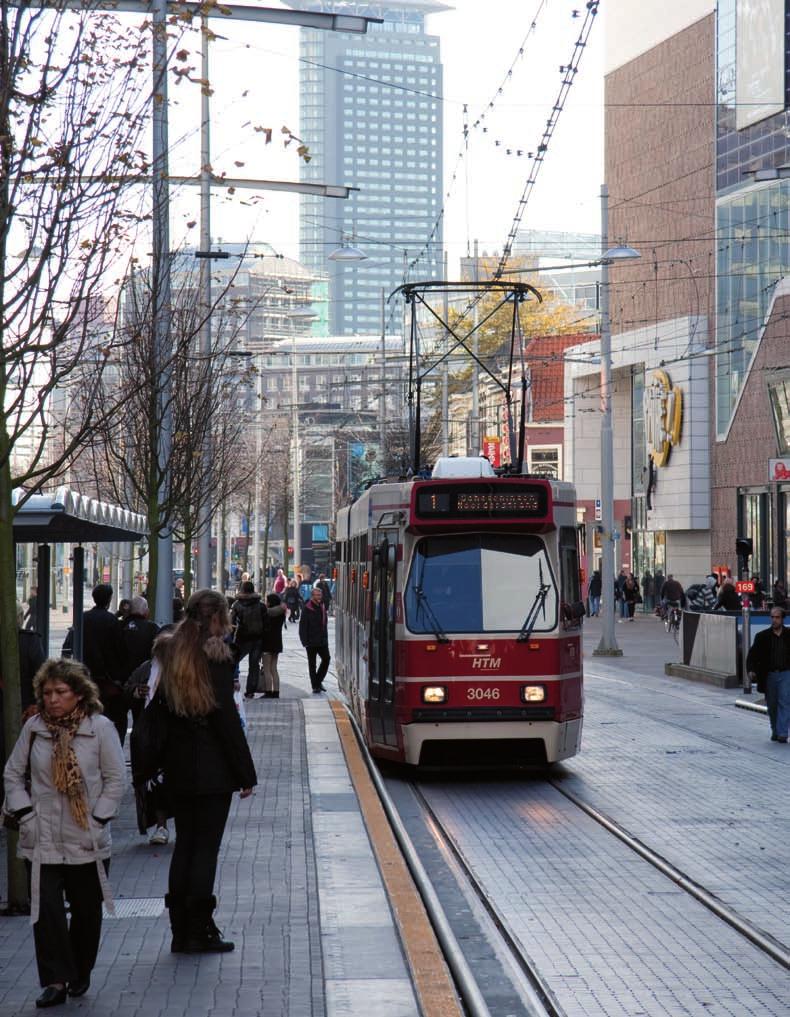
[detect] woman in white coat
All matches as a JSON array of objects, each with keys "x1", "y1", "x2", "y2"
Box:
[{"x1": 3, "y1": 658, "x2": 125, "y2": 1008}]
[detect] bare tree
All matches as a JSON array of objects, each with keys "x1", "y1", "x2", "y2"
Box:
[{"x1": 0, "y1": 2, "x2": 154, "y2": 910}]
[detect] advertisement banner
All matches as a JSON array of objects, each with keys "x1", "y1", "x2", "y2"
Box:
[
  {"x1": 483, "y1": 434, "x2": 501, "y2": 467},
  {"x1": 769, "y1": 458, "x2": 790, "y2": 481}
]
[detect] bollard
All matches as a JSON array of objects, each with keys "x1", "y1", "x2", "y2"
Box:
[{"x1": 741, "y1": 600, "x2": 752, "y2": 694}]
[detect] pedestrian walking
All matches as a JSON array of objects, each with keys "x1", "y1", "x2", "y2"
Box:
[
  {"x1": 623, "y1": 574, "x2": 641, "y2": 620},
  {"x1": 260, "y1": 593, "x2": 287, "y2": 698},
  {"x1": 772, "y1": 578, "x2": 788, "y2": 608},
  {"x1": 82, "y1": 584, "x2": 129, "y2": 744},
  {"x1": 230, "y1": 580, "x2": 268, "y2": 699},
  {"x1": 156, "y1": 589, "x2": 257, "y2": 954},
  {"x1": 299, "y1": 586, "x2": 330, "y2": 693},
  {"x1": 272, "y1": 568, "x2": 287, "y2": 595},
  {"x1": 587, "y1": 570, "x2": 602, "y2": 617},
  {"x1": 2, "y1": 659, "x2": 125, "y2": 1008},
  {"x1": 747, "y1": 606, "x2": 790, "y2": 742},
  {"x1": 284, "y1": 578, "x2": 303, "y2": 622}
]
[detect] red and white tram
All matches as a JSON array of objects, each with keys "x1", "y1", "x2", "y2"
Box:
[{"x1": 334, "y1": 457, "x2": 584, "y2": 768}]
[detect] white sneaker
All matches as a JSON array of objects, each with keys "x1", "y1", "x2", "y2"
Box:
[{"x1": 149, "y1": 825, "x2": 169, "y2": 845}]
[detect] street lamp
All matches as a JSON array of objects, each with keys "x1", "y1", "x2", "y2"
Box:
[
  {"x1": 328, "y1": 240, "x2": 367, "y2": 262},
  {"x1": 594, "y1": 184, "x2": 641, "y2": 657}
]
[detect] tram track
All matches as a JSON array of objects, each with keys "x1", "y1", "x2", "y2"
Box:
[{"x1": 395, "y1": 769, "x2": 790, "y2": 1017}]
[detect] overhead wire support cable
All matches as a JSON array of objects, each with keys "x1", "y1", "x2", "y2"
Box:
[{"x1": 493, "y1": 0, "x2": 600, "y2": 282}]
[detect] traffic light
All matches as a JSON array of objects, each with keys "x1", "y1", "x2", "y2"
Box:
[
  {"x1": 624, "y1": 515, "x2": 632, "y2": 541},
  {"x1": 735, "y1": 537, "x2": 753, "y2": 560}
]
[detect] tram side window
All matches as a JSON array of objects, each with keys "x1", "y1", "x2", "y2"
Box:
[
  {"x1": 360, "y1": 534, "x2": 368, "y2": 620},
  {"x1": 559, "y1": 526, "x2": 581, "y2": 605}
]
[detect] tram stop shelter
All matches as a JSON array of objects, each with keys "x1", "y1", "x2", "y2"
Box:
[{"x1": 12, "y1": 487, "x2": 147, "y2": 659}]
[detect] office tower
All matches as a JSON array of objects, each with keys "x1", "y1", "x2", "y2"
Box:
[{"x1": 285, "y1": 1, "x2": 446, "y2": 335}]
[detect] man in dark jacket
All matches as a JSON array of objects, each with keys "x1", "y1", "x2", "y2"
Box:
[
  {"x1": 299, "y1": 586, "x2": 330, "y2": 693},
  {"x1": 230, "y1": 581, "x2": 267, "y2": 699},
  {"x1": 746, "y1": 606, "x2": 790, "y2": 742},
  {"x1": 83, "y1": 583, "x2": 128, "y2": 742}
]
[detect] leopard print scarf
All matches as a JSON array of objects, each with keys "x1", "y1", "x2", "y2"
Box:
[{"x1": 43, "y1": 704, "x2": 89, "y2": 830}]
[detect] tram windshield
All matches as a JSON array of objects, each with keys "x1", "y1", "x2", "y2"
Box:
[{"x1": 404, "y1": 534, "x2": 558, "y2": 635}]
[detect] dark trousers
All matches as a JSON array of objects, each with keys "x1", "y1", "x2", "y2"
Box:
[
  {"x1": 306, "y1": 645, "x2": 330, "y2": 690},
  {"x1": 237, "y1": 640, "x2": 263, "y2": 695},
  {"x1": 29, "y1": 861, "x2": 107, "y2": 987},
  {"x1": 169, "y1": 793, "x2": 232, "y2": 900}
]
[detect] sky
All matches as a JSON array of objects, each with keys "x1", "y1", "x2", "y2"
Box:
[{"x1": 163, "y1": 0, "x2": 604, "y2": 274}]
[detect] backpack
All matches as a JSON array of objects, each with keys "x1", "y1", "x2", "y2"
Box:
[{"x1": 235, "y1": 600, "x2": 267, "y2": 640}]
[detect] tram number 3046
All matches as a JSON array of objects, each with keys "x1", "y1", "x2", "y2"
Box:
[{"x1": 466, "y1": 687, "x2": 501, "y2": 701}]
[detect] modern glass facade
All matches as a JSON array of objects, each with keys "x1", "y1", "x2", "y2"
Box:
[
  {"x1": 288, "y1": 1, "x2": 445, "y2": 335},
  {"x1": 715, "y1": 0, "x2": 790, "y2": 435}
]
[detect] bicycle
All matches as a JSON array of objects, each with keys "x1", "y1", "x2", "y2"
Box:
[{"x1": 663, "y1": 600, "x2": 682, "y2": 642}]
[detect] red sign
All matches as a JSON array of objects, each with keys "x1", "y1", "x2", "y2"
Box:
[
  {"x1": 770, "y1": 458, "x2": 790, "y2": 481},
  {"x1": 736, "y1": 580, "x2": 755, "y2": 594},
  {"x1": 482, "y1": 435, "x2": 501, "y2": 467}
]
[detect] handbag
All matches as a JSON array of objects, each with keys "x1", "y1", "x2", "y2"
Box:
[{"x1": 130, "y1": 691, "x2": 170, "y2": 785}]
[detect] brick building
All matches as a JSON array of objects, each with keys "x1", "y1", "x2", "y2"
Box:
[{"x1": 573, "y1": 0, "x2": 790, "y2": 592}]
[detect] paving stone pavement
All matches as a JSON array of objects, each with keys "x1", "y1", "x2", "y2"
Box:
[
  {"x1": 0, "y1": 620, "x2": 417, "y2": 1017},
  {"x1": 416, "y1": 613, "x2": 790, "y2": 1017}
]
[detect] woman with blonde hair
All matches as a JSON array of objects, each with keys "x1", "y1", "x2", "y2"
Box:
[
  {"x1": 3, "y1": 658, "x2": 125, "y2": 1008},
  {"x1": 155, "y1": 588, "x2": 256, "y2": 954}
]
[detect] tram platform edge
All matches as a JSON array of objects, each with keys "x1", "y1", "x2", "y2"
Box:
[{"x1": 0, "y1": 688, "x2": 458, "y2": 1017}]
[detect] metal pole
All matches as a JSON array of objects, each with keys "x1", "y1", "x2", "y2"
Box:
[
  {"x1": 196, "y1": 15, "x2": 212, "y2": 590},
  {"x1": 741, "y1": 600, "x2": 752, "y2": 693},
  {"x1": 471, "y1": 238, "x2": 480, "y2": 456},
  {"x1": 380, "y1": 287, "x2": 386, "y2": 462},
  {"x1": 291, "y1": 340, "x2": 301, "y2": 571},
  {"x1": 152, "y1": 0, "x2": 173, "y2": 625},
  {"x1": 594, "y1": 185, "x2": 622, "y2": 657},
  {"x1": 72, "y1": 546, "x2": 85, "y2": 662},
  {"x1": 442, "y1": 251, "x2": 449, "y2": 457},
  {"x1": 253, "y1": 359, "x2": 263, "y2": 588}
]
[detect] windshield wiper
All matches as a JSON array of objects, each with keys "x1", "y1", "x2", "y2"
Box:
[
  {"x1": 516, "y1": 561, "x2": 551, "y2": 642},
  {"x1": 413, "y1": 586, "x2": 450, "y2": 643}
]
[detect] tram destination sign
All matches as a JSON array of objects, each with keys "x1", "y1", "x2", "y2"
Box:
[{"x1": 414, "y1": 482, "x2": 549, "y2": 519}]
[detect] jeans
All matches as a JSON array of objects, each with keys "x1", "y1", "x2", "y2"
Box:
[
  {"x1": 619, "y1": 598, "x2": 629, "y2": 618},
  {"x1": 588, "y1": 595, "x2": 600, "y2": 616},
  {"x1": 169, "y1": 792, "x2": 232, "y2": 900},
  {"x1": 306, "y1": 645, "x2": 330, "y2": 690},
  {"x1": 237, "y1": 640, "x2": 263, "y2": 695},
  {"x1": 765, "y1": 670, "x2": 790, "y2": 738}
]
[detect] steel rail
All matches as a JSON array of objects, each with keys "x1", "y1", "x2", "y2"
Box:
[
  {"x1": 408, "y1": 781, "x2": 562, "y2": 1017},
  {"x1": 551, "y1": 782, "x2": 790, "y2": 971},
  {"x1": 341, "y1": 706, "x2": 493, "y2": 1017}
]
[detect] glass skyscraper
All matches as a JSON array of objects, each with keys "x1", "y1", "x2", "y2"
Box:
[{"x1": 285, "y1": 1, "x2": 446, "y2": 335}]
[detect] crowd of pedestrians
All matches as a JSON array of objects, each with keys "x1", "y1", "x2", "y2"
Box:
[{"x1": 1, "y1": 561, "x2": 336, "y2": 1007}]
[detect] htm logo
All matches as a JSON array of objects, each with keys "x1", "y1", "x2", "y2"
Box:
[{"x1": 472, "y1": 657, "x2": 501, "y2": 669}]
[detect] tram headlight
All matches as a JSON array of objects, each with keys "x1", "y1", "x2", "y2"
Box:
[
  {"x1": 520, "y1": 684, "x2": 546, "y2": 703},
  {"x1": 422, "y1": 685, "x2": 447, "y2": 704}
]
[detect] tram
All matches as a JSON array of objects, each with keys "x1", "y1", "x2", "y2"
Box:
[{"x1": 334, "y1": 456, "x2": 584, "y2": 768}]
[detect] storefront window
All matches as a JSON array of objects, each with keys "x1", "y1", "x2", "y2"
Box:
[{"x1": 738, "y1": 490, "x2": 772, "y2": 585}]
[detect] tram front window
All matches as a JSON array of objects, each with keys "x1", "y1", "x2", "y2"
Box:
[{"x1": 405, "y1": 534, "x2": 558, "y2": 635}]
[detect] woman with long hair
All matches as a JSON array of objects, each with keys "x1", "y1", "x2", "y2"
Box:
[
  {"x1": 3, "y1": 659, "x2": 125, "y2": 1008},
  {"x1": 155, "y1": 588, "x2": 257, "y2": 954}
]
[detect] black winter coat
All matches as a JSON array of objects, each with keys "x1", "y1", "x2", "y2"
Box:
[
  {"x1": 261, "y1": 604, "x2": 286, "y2": 655},
  {"x1": 299, "y1": 600, "x2": 328, "y2": 648},
  {"x1": 122, "y1": 615, "x2": 160, "y2": 677},
  {"x1": 82, "y1": 606, "x2": 128, "y2": 687},
  {"x1": 746, "y1": 625, "x2": 790, "y2": 694},
  {"x1": 162, "y1": 658, "x2": 257, "y2": 796}
]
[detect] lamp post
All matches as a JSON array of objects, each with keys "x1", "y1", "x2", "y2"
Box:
[{"x1": 594, "y1": 184, "x2": 640, "y2": 657}]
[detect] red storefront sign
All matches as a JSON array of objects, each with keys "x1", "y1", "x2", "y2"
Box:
[{"x1": 483, "y1": 435, "x2": 501, "y2": 467}]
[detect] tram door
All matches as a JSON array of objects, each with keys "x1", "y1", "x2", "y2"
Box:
[{"x1": 368, "y1": 533, "x2": 398, "y2": 748}]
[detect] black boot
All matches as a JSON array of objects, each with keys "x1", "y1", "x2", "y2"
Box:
[
  {"x1": 184, "y1": 896, "x2": 234, "y2": 953},
  {"x1": 165, "y1": 893, "x2": 188, "y2": 953}
]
